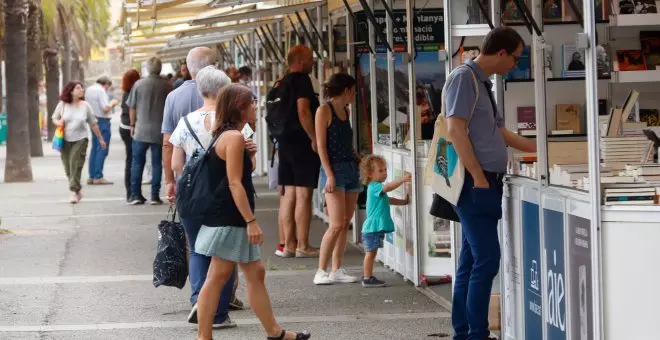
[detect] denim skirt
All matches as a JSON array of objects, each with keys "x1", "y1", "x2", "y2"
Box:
[{"x1": 195, "y1": 226, "x2": 261, "y2": 263}]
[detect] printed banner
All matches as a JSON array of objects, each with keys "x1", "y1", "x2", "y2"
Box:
[
  {"x1": 355, "y1": 9, "x2": 445, "y2": 53},
  {"x1": 568, "y1": 214, "x2": 593, "y2": 340},
  {"x1": 544, "y1": 208, "x2": 567, "y2": 340}
]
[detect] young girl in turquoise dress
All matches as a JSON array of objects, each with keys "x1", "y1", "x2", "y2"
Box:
[{"x1": 358, "y1": 155, "x2": 411, "y2": 287}]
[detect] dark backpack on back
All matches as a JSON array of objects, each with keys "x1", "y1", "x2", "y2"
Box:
[
  {"x1": 265, "y1": 74, "x2": 302, "y2": 140},
  {"x1": 175, "y1": 117, "x2": 221, "y2": 219}
]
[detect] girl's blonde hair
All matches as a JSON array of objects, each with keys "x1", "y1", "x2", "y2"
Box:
[{"x1": 359, "y1": 154, "x2": 386, "y2": 185}]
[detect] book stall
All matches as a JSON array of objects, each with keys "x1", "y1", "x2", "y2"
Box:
[
  {"x1": 323, "y1": 0, "x2": 456, "y2": 286},
  {"x1": 444, "y1": 0, "x2": 660, "y2": 339}
]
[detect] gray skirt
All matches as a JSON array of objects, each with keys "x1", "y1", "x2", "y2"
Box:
[{"x1": 195, "y1": 225, "x2": 261, "y2": 263}]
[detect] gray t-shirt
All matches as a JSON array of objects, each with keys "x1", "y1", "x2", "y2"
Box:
[
  {"x1": 85, "y1": 83, "x2": 110, "y2": 118},
  {"x1": 126, "y1": 74, "x2": 172, "y2": 144},
  {"x1": 51, "y1": 101, "x2": 97, "y2": 142},
  {"x1": 444, "y1": 60, "x2": 508, "y2": 173}
]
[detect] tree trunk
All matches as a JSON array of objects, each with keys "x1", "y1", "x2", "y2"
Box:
[
  {"x1": 58, "y1": 5, "x2": 70, "y2": 84},
  {"x1": 44, "y1": 48, "x2": 58, "y2": 141},
  {"x1": 71, "y1": 49, "x2": 79, "y2": 82},
  {"x1": 27, "y1": 0, "x2": 42, "y2": 157},
  {"x1": 3, "y1": 0, "x2": 33, "y2": 182},
  {"x1": 0, "y1": 0, "x2": 5, "y2": 109}
]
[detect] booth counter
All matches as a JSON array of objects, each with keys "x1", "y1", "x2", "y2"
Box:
[{"x1": 500, "y1": 176, "x2": 660, "y2": 340}]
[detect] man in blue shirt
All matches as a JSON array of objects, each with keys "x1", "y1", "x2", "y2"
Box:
[
  {"x1": 161, "y1": 47, "x2": 239, "y2": 329},
  {"x1": 85, "y1": 76, "x2": 118, "y2": 185},
  {"x1": 444, "y1": 27, "x2": 536, "y2": 340}
]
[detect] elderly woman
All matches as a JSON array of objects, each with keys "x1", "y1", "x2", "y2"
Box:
[
  {"x1": 52, "y1": 81, "x2": 106, "y2": 204},
  {"x1": 169, "y1": 65, "x2": 238, "y2": 328}
]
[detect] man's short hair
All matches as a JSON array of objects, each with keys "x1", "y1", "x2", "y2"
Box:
[
  {"x1": 481, "y1": 27, "x2": 525, "y2": 56},
  {"x1": 287, "y1": 45, "x2": 312, "y2": 66},
  {"x1": 186, "y1": 47, "x2": 216, "y2": 76},
  {"x1": 147, "y1": 57, "x2": 163, "y2": 75},
  {"x1": 96, "y1": 76, "x2": 111, "y2": 86},
  {"x1": 238, "y1": 66, "x2": 252, "y2": 77}
]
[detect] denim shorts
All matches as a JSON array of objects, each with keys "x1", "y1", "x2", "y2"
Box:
[
  {"x1": 320, "y1": 161, "x2": 363, "y2": 193},
  {"x1": 363, "y1": 232, "x2": 385, "y2": 252}
]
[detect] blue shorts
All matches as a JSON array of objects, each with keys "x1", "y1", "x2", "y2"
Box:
[
  {"x1": 320, "y1": 161, "x2": 363, "y2": 193},
  {"x1": 363, "y1": 232, "x2": 385, "y2": 252}
]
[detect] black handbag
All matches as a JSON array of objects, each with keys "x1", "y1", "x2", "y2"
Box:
[
  {"x1": 429, "y1": 193, "x2": 460, "y2": 222},
  {"x1": 153, "y1": 207, "x2": 188, "y2": 289}
]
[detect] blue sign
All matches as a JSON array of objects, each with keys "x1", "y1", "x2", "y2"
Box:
[
  {"x1": 522, "y1": 201, "x2": 543, "y2": 340},
  {"x1": 544, "y1": 209, "x2": 567, "y2": 340}
]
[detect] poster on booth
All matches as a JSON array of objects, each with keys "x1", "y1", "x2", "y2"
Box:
[
  {"x1": 501, "y1": 190, "x2": 523, "y2": 340},
  {"x1": 354, "y1": 8, "x2": 446, "y2": 153},
  {"x1": 543, "y1": 207, "x2": 567, "y2": 340},
  {"x1": 522, "y1": 200, "x2": 543, "y2": 340},
  {"x1": 568, "y1": 213, "x2": 593, "y2": 340}
]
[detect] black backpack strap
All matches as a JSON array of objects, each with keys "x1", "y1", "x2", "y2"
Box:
[
  {"x1": 205, "y1": 132, "x2": 222, "y2": 157},
  {"x1": 183, "y1": 116, "x2": 205, "y2": 150}
]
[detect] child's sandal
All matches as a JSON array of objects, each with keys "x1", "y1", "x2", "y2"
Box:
[{"x1": 266, "y1": 329, "x2": 311, "y2": 340}]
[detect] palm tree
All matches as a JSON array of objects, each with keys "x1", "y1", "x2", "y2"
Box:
[
  {"x1": 40, "y1": 0, "x2": 111, "y2": 140},
  {"x1": 27, "y1": 0, "x2": 43, "y2": 157},
  {"x1": 4, "y1": 0, "x2": 33, "y2": 182},
  {"x1": 0, "y1": 0, "x2": 5, "y2": 106}
]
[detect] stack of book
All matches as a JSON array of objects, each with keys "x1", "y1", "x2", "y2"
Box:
[
  {"x1": 510, "y1": 152, "x2": 537, "y2": 177},
  {"x1": 603, "y1": 185, "x2": 658, "y2": 206},
  {"x1": 601, "y1": 136, "x2": 650, "y2": 169},
  {"x1": 579, "y1": 175, "x2": 635, "y2": 191},
  {"x1": 550, "y1": 164, "x2": 614, "y2": 188},
  {"x1": 622, "y1": 122, "x2": 649, "y2": 136},
  {"x1": 621, "y1": 164, "x2": 660, "y2": 184}
]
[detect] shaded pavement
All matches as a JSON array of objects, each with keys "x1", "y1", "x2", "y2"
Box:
[{"x1": 0, "y1": 127, "x2": 451, "y2": 340}]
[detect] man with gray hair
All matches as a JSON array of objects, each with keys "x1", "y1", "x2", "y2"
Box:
[
  {"x1": 126, "y1": 56, "x2": 172, "y2": 205},
  {"x1": 162, "y1": 47, "x2": 216, "y2": 205},
  {"x1": 86, "y1": 75, "x2": 118, "y2": 185}
]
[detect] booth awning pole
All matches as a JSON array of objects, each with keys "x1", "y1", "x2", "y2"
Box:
[
  {"x1": 257, "y1": 27, "x2": 282, "y2": 64},
  {"x1": 294, "y1": 12, "x2": 323, "y2": 59},
  {"x1": 357, "y1": 0, "x2": 393, "y2": 52},
  {"x1": 265, "y1": 25, "x2": 284, "y2": 58},
  {"x1": 286, "y1": 15, "x2": 303, "y2": 44},
  {"x1": 303, "y1": 8, "x2": 328, "y2": 56},
  {"x1": 238, "y1": 34, "x2": 256, "y2": 64},
  {"x1": 341, "y1": 0, "x2": 375, "y2": 55}
]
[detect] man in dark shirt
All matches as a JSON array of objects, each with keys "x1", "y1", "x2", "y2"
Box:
[
  {"x1": 127, "y1": 57, "x2": 172, "y2": 205},
  {"x1": 277, "y1": 45, "x2": 320, "y2": 258}
]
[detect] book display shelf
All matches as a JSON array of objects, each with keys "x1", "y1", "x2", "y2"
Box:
[{"x1": 444, "y1": 1, "x2": 660, "y2": 340}]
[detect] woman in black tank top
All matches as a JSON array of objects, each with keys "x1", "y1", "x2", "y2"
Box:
[
  {"x1": 313, "y1": 73, "x2": 363, "y2": 286},
  {"x1": 194, "y1": 84, "x2": 311, "y2": 340}
]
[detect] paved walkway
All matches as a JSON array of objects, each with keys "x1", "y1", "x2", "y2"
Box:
[{"x1": 0, "y1": 129, "x2": 451, "y2": 340}]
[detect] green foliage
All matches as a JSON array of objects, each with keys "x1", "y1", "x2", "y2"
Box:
[{"x1": 41, "y1": 0, "x2": 111, "y2": 60}]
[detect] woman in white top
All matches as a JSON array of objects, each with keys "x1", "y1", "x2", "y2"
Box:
[
  {"x1": 51, "y1": 81, "x2": 106, "y2": 204},
  {"x1": 170, "y1": 66, "x2": 247, "y2": 327}
]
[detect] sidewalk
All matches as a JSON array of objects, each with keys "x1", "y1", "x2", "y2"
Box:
[{"x1": 0, "y1": 132, "x2": 451, "y2": 339}]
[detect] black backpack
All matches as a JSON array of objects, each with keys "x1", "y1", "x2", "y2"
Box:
[
  {"x1": 265, "y1": 74, "x2": 302, "y2": 140},
  {"x1": 175, "y1": 117, "x2": 221, "y2": 219}
]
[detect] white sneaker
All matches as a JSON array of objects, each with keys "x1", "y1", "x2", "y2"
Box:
[
  {"x1": 330, "y1": 268, "x2": 358, "y2": 283},
  {"x1": 313, "y1": 270, "x2": 334, "y2": 285}
]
